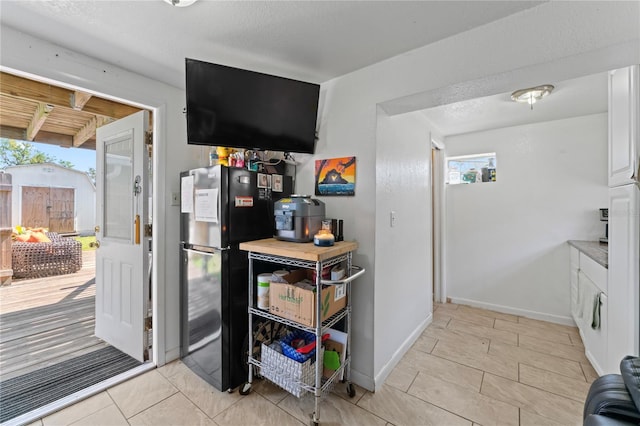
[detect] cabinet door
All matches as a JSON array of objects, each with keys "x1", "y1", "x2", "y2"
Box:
[
  {"x1": 570, "y1": 268, "x2": 579, "y2": 322},
  {"x1": 607, "y1": 185, "x2": 640, "y2": 373},
  {"x1": 608, "y1": 65, "x2": 639, "y2": 187},
  {"x1": 579, "y1": 273, "x2": 608, "y2": 375}
]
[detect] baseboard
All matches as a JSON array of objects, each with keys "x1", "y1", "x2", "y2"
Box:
[
  {"x1": 349, "y1": 369, "x2": 375, "y2": 392},
  {"x1": 164, "y1": 347, "x2": 181, "y2": 366},
  {"x1": 448, "y1": 297, "x2": 575, "y2": 327},
  {"x1": 585, "y1": 349, "x2": 604, "y2": 376},
  {"x1": 373, "y1": 313, "x2": 432, "y2": 391}
]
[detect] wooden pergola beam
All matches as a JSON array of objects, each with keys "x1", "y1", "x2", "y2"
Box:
[
  {"x1": 0, "y1": 125, "x2": 26, "y2": 140},
  {"x1": 0, "y1": 72, "x2": 139, "y2": 119},
  {"x1": 33, "y1": 131, "x2": 74, "y2": 147},
  {"x1": 73, "y1": 116, "x2": 113, "y2": 147},
  {"x1": 71, "y1": 91, "x2": 92, "y2": 111},
  {"x1": 0, "y1": 126, "x2": 75, "y2": 147},
  {"x1": 26, "y1": 103, "x2": 54, "y2": 141}
]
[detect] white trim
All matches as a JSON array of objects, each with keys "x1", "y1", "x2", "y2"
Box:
[
  {"x1": 373, "y1": 313, "x2": 432, "y2": 391},
  {"x1": 349, "y1": 369, "x2": 375, "y2": 393},
  {"x1": 151, "y1": 104, "x2": 167, "y2": 367},
  {"x1": 445, "y1": 152, "x2": 496, "y2": 161},
  {"x1": 431, "y1": 137, "x2": 445, "y2": 304},
  {"x1": 448, "y1": 297, "x2": 576, "y2": 326},
  {"x1": 1, "y1": 363, "x2": 155, "y2": 426}
]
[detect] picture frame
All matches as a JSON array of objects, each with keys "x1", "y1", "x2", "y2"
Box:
[
  {"x1": 272, "y1": 174, "x2": 283, "y2": 192},
  {"x1": 257, "y1": 173, "x2": 268, "y2": 189},
  {"x1": 315, "y1": 156, "x2": 356, "y2": 196}
]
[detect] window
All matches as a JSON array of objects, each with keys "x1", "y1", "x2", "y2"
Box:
[{"x1": 446, "y1": 153, "x2": 496, "y2": 185}]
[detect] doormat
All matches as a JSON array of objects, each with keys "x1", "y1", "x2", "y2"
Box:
[{"x1": 0, "y1": 345, "x2": 142, "y2": 423}]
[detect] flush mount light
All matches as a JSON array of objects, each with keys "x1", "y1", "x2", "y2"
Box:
[
  {"x1": 511, "y1": 84, "x2": 554, "y2": 110},
  {"x1": 163, "y1": 0, "x2": 198, "y2": 6}
]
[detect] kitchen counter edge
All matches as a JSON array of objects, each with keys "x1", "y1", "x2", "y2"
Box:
[{"x1": 568, "y1": 240, "x2": 608, "y2": 269}]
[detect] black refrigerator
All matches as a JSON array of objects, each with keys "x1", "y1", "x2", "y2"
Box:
[{"x1": 180, "y1": 165, "x2": 292, "y2": 391}]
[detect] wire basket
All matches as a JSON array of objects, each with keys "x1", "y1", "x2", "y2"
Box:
[{"x1": 261, "y1": 342, "x2": 322, "y2": 397}]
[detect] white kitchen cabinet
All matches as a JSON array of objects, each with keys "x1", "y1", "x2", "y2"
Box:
[
  {"x1": 607, "y1": 185, "x2": 640, "y2": 374},
  {"x1": 608, "y1": 65, "x2": 639, "y2": 187},
  {"x1": 569, "y1": 244, "x2": 608, "y2": 375}
]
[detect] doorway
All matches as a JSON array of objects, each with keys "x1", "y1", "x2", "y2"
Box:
[{"x1": 0, "y1": 71, "x2": 156, "y2": 423}]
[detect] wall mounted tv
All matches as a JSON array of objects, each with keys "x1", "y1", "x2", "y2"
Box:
[{"x1": 185, "y1": 58, "x2": 320, "y2": 154}]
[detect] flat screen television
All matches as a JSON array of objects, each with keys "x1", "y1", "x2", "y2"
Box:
[{"x1": 185, "y1": 58, "x2": 320, "y2": 154}]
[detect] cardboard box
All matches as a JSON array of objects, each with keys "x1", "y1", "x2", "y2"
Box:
[{"x1": 270, "y1": 269, "x2": 347, "y2": 327}]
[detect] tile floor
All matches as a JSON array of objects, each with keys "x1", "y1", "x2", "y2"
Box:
[{"x1": 29, "y1": 303, "x2": 594, "y2": 425}]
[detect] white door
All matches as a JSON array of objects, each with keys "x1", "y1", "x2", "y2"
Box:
[
  {"x1": 95, "y1": 110, "x2": 150, "y2": 362},
  {"x1": 608, "y1": 65, "x2": 639, "y2": 187}
]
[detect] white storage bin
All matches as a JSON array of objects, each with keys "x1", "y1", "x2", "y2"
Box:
[{"x1": 260, "y1": 343, "x2": 322, "y2": 397}]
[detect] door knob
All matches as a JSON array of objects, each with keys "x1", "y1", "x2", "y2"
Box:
[
  {"x1": 89, "y1": 240, "x2": 101, "y2": 249},
  {"x1": 94, "y1": 225, "x2": 100, "y2": 233}
]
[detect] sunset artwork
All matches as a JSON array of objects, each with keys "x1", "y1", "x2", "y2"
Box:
[{"x1": 315, "y1": 156, "x2": 356, "y2": 196}]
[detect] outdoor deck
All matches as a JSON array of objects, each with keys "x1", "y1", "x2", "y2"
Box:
[{"x1": 0, "y1": 251, "x2": 106, "y2": 381}]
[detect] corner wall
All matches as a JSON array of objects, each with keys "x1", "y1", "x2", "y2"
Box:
[
  {"x1": 444, "y1": 114, "x2": 609, "y2": 323},
  {"x1": 373, "y1": 109, "x2": 434, "y2": 382}
]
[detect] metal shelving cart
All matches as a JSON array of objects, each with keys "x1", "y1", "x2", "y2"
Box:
[{"x1": 238, "y1": 238, "x2": 364, "y2": 426}]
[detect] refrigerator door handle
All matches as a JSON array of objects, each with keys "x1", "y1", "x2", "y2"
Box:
[{"x1": 182, "y1": 245, "x2": 230, "y2": 254}]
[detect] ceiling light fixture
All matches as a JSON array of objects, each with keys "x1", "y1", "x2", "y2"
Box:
[
  {"x1": 163, "y1": 0, "x2": 198, "y2": 7},
  {"x1": 511, "y1": 84, "x2": 554, "y2": 110}
]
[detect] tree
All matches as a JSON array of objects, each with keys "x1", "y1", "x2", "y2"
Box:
[
  {"x1": 57, "y1": 160, "x2": 75, "y2": 169},
  {"x1": 86, "y1": 167, "x2": 96, "y2": 184},
  {"x1": 0, "y1": 138, "x2": 74, "y2": 169}
]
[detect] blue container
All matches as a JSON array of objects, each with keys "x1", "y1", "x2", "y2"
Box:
[{"x1": 280, "y1": 330, "x2": 317, "y2": 363}]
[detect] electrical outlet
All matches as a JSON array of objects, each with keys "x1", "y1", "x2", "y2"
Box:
[{"x1": 171, "y1": 192, "x2": 180, "y2": 206}]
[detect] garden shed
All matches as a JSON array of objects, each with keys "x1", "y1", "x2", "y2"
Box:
[{"x1": 3, "y1": 163, "x2": 95, "y2": 235}]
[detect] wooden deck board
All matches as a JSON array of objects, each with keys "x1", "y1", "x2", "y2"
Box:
[{"x1": 0, "y1": 251, "x2": 105, "y2": 381}]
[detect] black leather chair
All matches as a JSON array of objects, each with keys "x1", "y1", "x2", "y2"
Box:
[{"x1": 584, "y1": 356, "x2": 640, "y2": 425}]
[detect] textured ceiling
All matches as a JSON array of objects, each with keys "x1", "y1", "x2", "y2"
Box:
[
  {"x1": 0, "y1": 1, "x2": 543, "y2": 88},
  {"x1": 421, "y1": 72, "x2": 609, "y2": 137},
  {"x1": 0, "y1": 1, "x2": 620, "y2": 138}
]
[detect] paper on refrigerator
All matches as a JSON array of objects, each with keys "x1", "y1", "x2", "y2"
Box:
[
  {"x1": 180, "y1": 175, "x2": 194, "y2": 213},
  {"x1": 194, "y1": 188, "x2": 218, "y2": 223}
]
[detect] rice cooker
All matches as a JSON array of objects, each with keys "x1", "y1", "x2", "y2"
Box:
[{"x1": 274, "y1": 195, "x2": 325, "y2": 242}]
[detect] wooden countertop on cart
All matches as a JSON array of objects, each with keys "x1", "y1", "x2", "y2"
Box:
[{"x1": 239, "y1": 238, "x2": 358, "y2": 262}]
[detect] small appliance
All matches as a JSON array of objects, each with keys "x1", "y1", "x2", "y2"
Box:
[
  {"x1": 274, "y1": 195, "x2": 325, "y2": 242},
  {"x1": 599, "y1": 208, "x2": 608, "y2": 244}
]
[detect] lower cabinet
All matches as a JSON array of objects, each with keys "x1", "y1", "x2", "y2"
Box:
[{"x1": 570, "y1": 246, "x2": 608, "y2": 375}]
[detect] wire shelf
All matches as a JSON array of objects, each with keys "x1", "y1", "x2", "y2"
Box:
[
  {"x1": 249, "y1": 306, "x2": 349, "y2": 333},
  {"x1": 248, "y1": 252, "x2": 348, "y2": 269}
]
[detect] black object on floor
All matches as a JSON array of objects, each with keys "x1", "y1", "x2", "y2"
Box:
[{"x1": 0, "y1": 346, "x2": 142, "y2": 422}]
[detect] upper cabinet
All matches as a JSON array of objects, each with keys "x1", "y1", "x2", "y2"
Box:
[{"x1": 608, "y1": 65, "x2": 639, "y2": 187}]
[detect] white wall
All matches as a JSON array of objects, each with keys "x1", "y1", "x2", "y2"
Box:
[
  {"x1": 5, "y1": 163, "x2": 96, "y2": 234},
  {"x1": 0, "y1": 26, "x2": 204, "y2": 365},
  {"x1": 374, "y1": 109, "x2": 434, "y2": 380},
  {"x1": 444, "y1": 114, "x2": 609, "y2": 323},
  {"x1": 296, "y1": 2, "x2": 639, "y2": 389}
]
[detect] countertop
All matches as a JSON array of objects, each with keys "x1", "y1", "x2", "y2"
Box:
[
  {"x1": 239, "y1": 238, "x2": 358, "y2": 262},
  {"x1": 568, "y1": 240, "x2": 608, "y2": 268}
]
